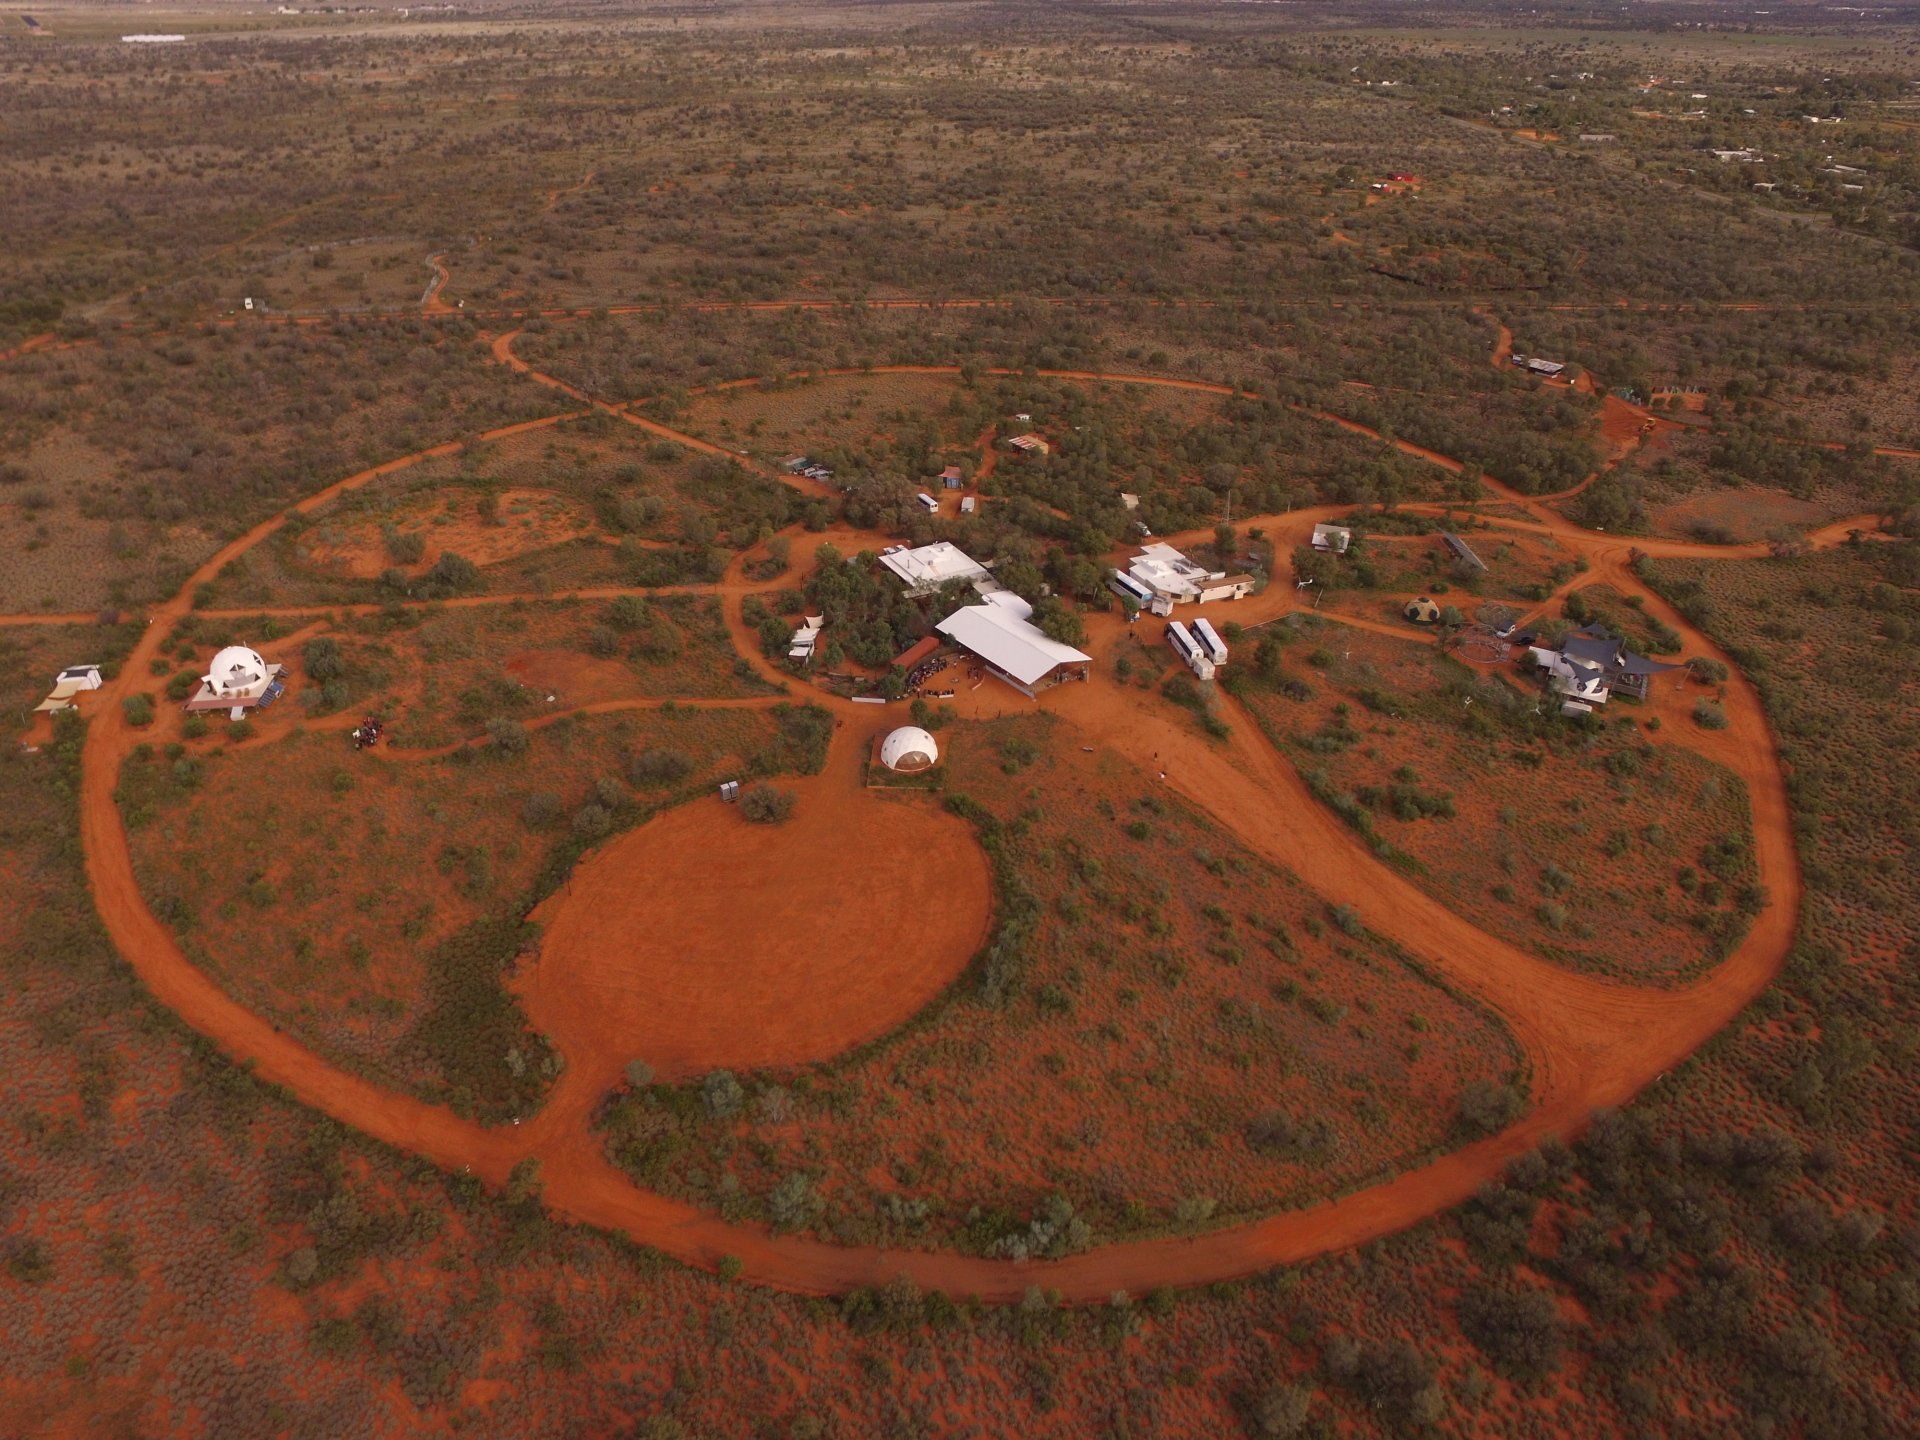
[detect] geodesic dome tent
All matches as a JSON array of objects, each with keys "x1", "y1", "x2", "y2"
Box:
[
  {"x1": 203, "y1": 645, "x2": 270, "y2": 696},
  {"x1": 879, "y1": 726, "x2": 939, "y2": 773},
  {"x1": 1405, "y1": 597, "x2": 1441, "y2": 624}
]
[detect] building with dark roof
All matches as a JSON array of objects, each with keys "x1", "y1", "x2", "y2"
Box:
[{"x1": 1528, "y1": 624, "x2": 1684, "y2": 707}]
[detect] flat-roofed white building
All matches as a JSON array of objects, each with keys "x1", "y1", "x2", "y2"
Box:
[
  {"x1": 1127, "y1": 542, "x2": 1254, "y2": 605},
  {"x1": 878, "y1": 541, "x2": 993, "y2": 598}
]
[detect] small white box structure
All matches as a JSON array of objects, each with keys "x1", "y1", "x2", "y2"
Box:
[
  {"x1": 788, "y1": 615, "x2": 825, "y2": 664},
  {"x1": 959, "y1": 496, "x2": 977, "y2": 515},
  {"x1": 719, "y1": 780, "x2": 741, "y2": 802}
]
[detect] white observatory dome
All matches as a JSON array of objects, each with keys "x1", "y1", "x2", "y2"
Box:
[
  {"x1": 879, "y1": 726, "x2": 939, "y2": 773},
  {"x1": 204, "y1": 645, "x2": 269, "y2": 695}
]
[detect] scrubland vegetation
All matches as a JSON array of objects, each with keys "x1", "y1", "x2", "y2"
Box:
[
  {"x1": 3, "y1": 2, "x2": 1919, "y2": 1437},
  {"x1": 601, "y1": 714, "x2": 1522, "y2": 1250}
]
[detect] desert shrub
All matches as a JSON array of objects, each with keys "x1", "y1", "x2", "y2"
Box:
[
  {"x1": 768, "y1": 1172, "x2": 823, "y2": 1232},
  {"x1": 702, "y1": 1070, "x2": 745, "y2": 1118},
  {"x1": 485, "y1": 717, "x2": 530, "y2": 755},
  {"x1": 1693, "y1": 701, "x2": 1729, "y2": 730},
  {"x1": 303, "y1": 636, "x2": 344, "y2": 683},
  {"x1": 757, "y1": 704, "x2": 834, "y2": 775},
  {"x1": 1245, "y1": 1110, "x2": 1331, "y2": 1160},
  {"x1": 739, "y1": 782, "x2": 795, "y2": 824},
  {"x1": 987, "y1": 1195, "x2": 1092, "y2": 1261},
  {"x1": 1458, "y1": 1280, "x2": 1566, "y2": 1382},
  {"x1": 382, "y1": 525, "x2": 426, "y2": 565},
  {"x1": 123, "y1": 693, "x2": 154, "y2": 727},
  {"x1": 401, "y1": 918, "x2": 551, "y2": 1121},
  {"x1": 3, "y1": 1237, "x2": 53, "y2": 1284},
  {"x1": 521, "y1": 792, "x2": 563, "y2": 830},
  {"x1": 629, "y1": 747, "x2": 694, "y2": 786},
  {"x1": 1246, "y1": 1381, "x2": 1314, "y2": 1438},
  {"x1": 1456, "y1": 1080, "x2": 1527, "y2": 1138},
  {"x1": 1322, "y1": 1336, "x2": 1443, "y2": 1427},
  {"x1": 421, "y1": 551, "x2": 479, "y2": 595}
]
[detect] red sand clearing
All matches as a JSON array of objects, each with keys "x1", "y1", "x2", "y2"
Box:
[{"x1": 520, "y1": 724, "x2": 992, "y2": 1093}]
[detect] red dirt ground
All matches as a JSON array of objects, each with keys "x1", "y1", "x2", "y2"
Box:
[
  {"x1": 53, "y1": 334, "x2": 1895, "y2": 1301},
  {"x1": 519, "y1": 720, "x2": 992, "y2": 1096}
]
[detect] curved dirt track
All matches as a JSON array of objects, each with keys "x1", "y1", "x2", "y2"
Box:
[{"x1": 69, "y1": 337, "x2": 1861, "y2": 1301}]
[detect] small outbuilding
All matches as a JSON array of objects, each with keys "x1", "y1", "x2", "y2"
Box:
[
  {"x1": 1311, "y1": 523, "x2": 1352, "y2": 554},
  {"x1": 1405, "y1": 596, "x2": 1441, "y2": 624},
  {"x1": 879, "y1": 726, "x2": 939, "y2": 774},
  {"x1": 34, "y1": 664, "x2": 103, "y2": 715}
]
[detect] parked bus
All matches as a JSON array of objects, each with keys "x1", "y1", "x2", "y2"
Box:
[
  {"x1": 1108, "y1": 568, "x2": 1154, "y2": 609},
  {"x1": 1190, "y1": 617, "x2": 1229, "y2": 666},
  {"x1": 1166, "y1": 620, "x2": 1215, "y2": 681}
]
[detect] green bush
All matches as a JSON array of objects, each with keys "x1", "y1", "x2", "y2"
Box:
[{"x1": 739, "y1": 782, "x2": 796, "y2": 824}]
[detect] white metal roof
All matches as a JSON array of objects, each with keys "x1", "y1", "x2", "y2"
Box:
[
  {"x1": 936, "y1": 602, "x2": 1090, "y2": 687},
  {"x1": 1129, "y1": 542, "x2": 1220, "y2": 599},
  {"x1": 878, "y1": 542, "x2": 990, "y2": 592}
]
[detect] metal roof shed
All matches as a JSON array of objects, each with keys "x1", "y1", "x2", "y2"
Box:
[{"x1": 936, "y1": 602, "x2": 1091, "y2": 696}]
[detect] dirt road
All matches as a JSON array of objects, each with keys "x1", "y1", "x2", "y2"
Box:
[{"x1": 66, "y1": 341, "x2": 1868, "y2": 1302}]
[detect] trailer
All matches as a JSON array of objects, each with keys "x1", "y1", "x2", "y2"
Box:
[
  {"x1": 1190, "y1": 616, "x2": 1229, "y2": 666},
  {"x1": 1166, "y1": 620, "x2": 1216, "y2": 681},
  {"x1": 915, "y1": 492, "x2": 940, "y2": 513},
  {"x1": 1108, "y1": 568, "x2": 1154, "y2": 609}
]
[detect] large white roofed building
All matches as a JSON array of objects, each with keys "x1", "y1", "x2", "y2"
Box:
[
  {"x1": 1127, "y1": 543, "x2": 1254, "y2": 606},
  {"x1": 877, "y1": 542, "x2": 994, "y2": 598},
  {"x1": 936, "y1": 596, "x2": 1091, "y2": 697}
]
